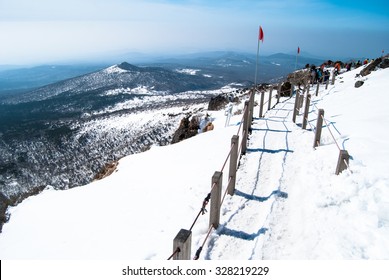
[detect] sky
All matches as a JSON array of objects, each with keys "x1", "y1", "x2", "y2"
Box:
[{"x1": 1, "y1": 0, "x2": 389, "y2": 65}]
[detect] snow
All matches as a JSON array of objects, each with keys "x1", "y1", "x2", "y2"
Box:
[
  {"x1": 175, "y1": 68, "x2": 200, "y2": 75},
  {"x1": 102, "y1": 86, "x2": 160, "y2": 96},
  {"x1": 1, "y1": 65, "x2": 389, "y2": 260},
  {"x1": 104, "y1": 65, "x2": 129, "y2": 74}
]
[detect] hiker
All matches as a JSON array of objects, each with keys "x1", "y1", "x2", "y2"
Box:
[
  {"x1": 334, "y1": 62, "x2": 341, "y2": 75},
  {"x1": 310, "y1": 65, "x2": 317, "y2": 84},
  {"x1": 316, "y1": 68, "x2": 323, "y2": 83}
]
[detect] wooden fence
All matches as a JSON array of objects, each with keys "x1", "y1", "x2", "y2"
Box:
[
  {"x1": 168, "y1": 85, "x2": 282, "y2": 260},
  {"x1": 169, "y1": 72, "x2": 350, "y2": 259}
]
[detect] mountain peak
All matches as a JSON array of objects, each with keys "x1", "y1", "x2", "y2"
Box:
[{"x1": 117, "y1": 62, "x2": 139, "y2": 71}]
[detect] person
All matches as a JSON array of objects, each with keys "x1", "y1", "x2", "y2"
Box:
[
  {"x1": 316, "y1": 68, "x2": 323, "y2": 83},
  {"x1": 363, "y1": 58, "x2": 369, "y2": 65},
  {"x1": 334, "y1": 62, "x2": 341, "y2": 75},
  {"x1": 310, "y1": 65, "x2": 317, "y2": 84}
]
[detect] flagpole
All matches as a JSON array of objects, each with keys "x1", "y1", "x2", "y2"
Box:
[
  {"x1": 294, "y1": 51, "x2": 298, "y2": 71},
  {"x1": 254, "y1": 34, "x2": 260, "y2": 87},
  {"x1": 293, "y1": 47, "x2": 300, "y2": 95}
]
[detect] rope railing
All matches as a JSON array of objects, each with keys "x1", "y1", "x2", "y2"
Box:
[
  {"x1": 193, "y1": 225, "x2": 214, "y2": 260},
  {"x1": 220, "y1": 142, "x2": 235, "y2": 173},
  {"x1": 168, "y1": 85, "x2": 290, "y2": 260},
  {"x1": 167, "y1": 247, "x2": 181, "y2": 260},
  {"x1": 220, "y1": 176, "x2": 233, "y2": 207},
  {"x1": 294, "y1": 82, "x2": 352, "y2": 175}
]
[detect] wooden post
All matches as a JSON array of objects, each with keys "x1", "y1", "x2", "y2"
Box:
[
  {"x1": 325, "y1": 78, "x2": 329, "y2": 90},
  {"x1": 315, "y1": 82, "x2": 320, "y2": 96},
  {"x1": 299, "y1": 91, "x2": 304, "y2": 109},
  {"x1": 210, "y1": 171, "x2": 222, "y2": 229},
  {"x1": 248, "y1": 90, "x2": 254, "y2": 130},
  {"x1": 242, "y1": 101, "x2": 249, "y2": 155},
  {"x1": 302, "y1": 94, "x2": 311, "y2": 129},
  {"x1": 313, "y1": 109, "x2": 324, "y2": 148},
  {"x1": 331, "y1": 71, "x2": 336, "y2": 85},
  {"x1": 290, "y1": 84, "x2": 294, "y2": 97},
  {"x1": 268, "y1": 86, "x2": 273, "y2": 110},
  {"x1": 228, "y1": 135, "x2": 239, "y2": 195},
  {"x1": 292, "y1": 90, "x2": 300, "y2": 123},
  {"x1": 277, "y1": 82, "x2": 281, "y2": 104},
  {"x1": 259, "y1": 91, "x2": 265, "y2": 118},
  {"x1": 173, "y1": 229, "x2": 192, "y2": 260},
  {"x1": 335, "y1": 150, "x2": 350, "y2": 175}
]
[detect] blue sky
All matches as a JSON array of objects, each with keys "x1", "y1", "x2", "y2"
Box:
[{"x1": 1, "y1": 0, "x2": 388, "y2": 64}]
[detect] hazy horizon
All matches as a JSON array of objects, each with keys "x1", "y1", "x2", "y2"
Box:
[{"x1": 1, "y1": 0, "x2": 388, "y2": 65}]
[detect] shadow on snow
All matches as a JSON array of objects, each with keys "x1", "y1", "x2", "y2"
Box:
[
  {"x1": 217, "y1": 226, "x2": 268, "y2": 241},
  {"x1": 235, "y1": 189, "x2": 288, "y2": 203}
]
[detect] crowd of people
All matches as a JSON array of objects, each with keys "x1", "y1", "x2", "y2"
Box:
[{"x1": 306, "y1": 58, "x2": 374, "y2": 84}]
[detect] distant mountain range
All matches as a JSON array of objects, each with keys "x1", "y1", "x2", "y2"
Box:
[{"x1": 0, "y1": 51, "x2": 326, "y2": 96}]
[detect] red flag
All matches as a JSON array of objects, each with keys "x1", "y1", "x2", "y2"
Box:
[
  {"x1": 298, "y1": 47, "x2": 300, "y2": 54},
  {"x1": 259, "y1": 26, "x2": 264, "y2": 42}
]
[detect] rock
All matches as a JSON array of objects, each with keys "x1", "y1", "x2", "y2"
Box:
[
  {"x1": 287, "y1": 69, "x2": 310, "y2": 87},
  {"x1": 360, "y1": 58, "x2": 382, "y2": 76},
  {"x1": 279, "y1": 81, "x2": 292, "y2": 97},
  {"x1": 202, "y1": 122, "x2": 214, "y2": 132},
  {"x1": 171, "y1": 116, "x2": 200, "y2": 144},
  {"x1": 208, "y1": 94, "x2": 229, "y2": 111},
  {"x1": 94, "y1": 161, "x2": 119, "y2": 180},
  {"x1": 379, "y1": 57, "x2": 389, "y2": 69},
  {"x1": 0, "y1": 192, "x2": 12, "y2": 233},
  {"x1": 355, "y1": 81, "x2": 364, "y2": 88}
]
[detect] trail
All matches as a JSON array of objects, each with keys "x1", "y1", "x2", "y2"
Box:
[{"x1": 205, "y1": 93, "x2": 300, "y2": 259}]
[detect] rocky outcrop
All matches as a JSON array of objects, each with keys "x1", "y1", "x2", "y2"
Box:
[
  {"x1": 93, "y1": 161, "x2": 119, "y2": 181},
  {"x1": 360, "y1": 58, "x2": 382, "y2": 77},
  {"x1": 380, "y1": 57, "x2": 389, "y2": 69},
  {"x1": 287, "y1": 69, "x2": 310, "y2": 88},
  {"x1": 279, "y1": 81, "x2": 292, "y2": 97},
  {"x1": 0, "y1": 192, "x2": 11, "y2": 232},
  {"x1": 208, "y1": 94, "x2": 229, "y2": 111},
  {"x1": 171, "y1": 116, "x2": 200, "y2": 144},
  {"x1": 360, "y1": 56, "x2": 389, "y2": 76}
]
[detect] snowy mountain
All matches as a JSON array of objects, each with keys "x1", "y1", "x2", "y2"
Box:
[
  {"x1": 0, "y1": 62, "x2": 241, "y2": 211},
  {"x1": 1, "y1": 60, "x2": 388, "y2": 259},
  {"x1": 1, "y1": 62, "x2": 224, "y2": 104}
]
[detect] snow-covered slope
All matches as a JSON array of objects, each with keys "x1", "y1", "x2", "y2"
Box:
[{"x1": 0, "y1": 64, "x2": 388, "y2": 260}]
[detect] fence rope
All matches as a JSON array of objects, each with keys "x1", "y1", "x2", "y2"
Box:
[
  {"x1": 321, "y1": 115, "x2": 341, "y2": 151},
  {"x1": 236, "y1": 100, "x2": 249, "y2": 136},
  {"x1": 220, "y1": 176, "x2": 233, "y2": 206},
  {"x1": 311, "y1": 84, "x2": 353, "y2": 174},
  {"x1": 189, "y1": 191, "x2": 212, "y2": 231},
  {"x1": 220, "y1": 142, "x2": 235, "y2": 173},
  {"x1": 167, "y1": 247, "x2": 181, "y2": 260},
  {"x1": 193, "y1": 224, "x2": 214, "y2": 260}
]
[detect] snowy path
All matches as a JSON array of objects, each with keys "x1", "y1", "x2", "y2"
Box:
[{"x1": 206, "y1": 96, "x2": 297, "y2": 259}]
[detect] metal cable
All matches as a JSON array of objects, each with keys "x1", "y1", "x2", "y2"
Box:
[{"x1": 321, "y1": 115, "x2": 341, "y2": 151}]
